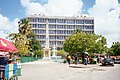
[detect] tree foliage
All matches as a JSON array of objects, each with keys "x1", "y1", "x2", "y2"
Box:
[
  {"x1": 7, "y1": 33, "x2": 29, "y2": 55},
  {"x1": 108, "y1": 42, "x2": 120, "y2": 56},
  {"x1": 8, "y1": 18, "x2": 41, "y2": 56},
  {"x1": 34, "y1": 50, "x2": 43, "y2": 57},
  {"x1": 57, "y1": 50, "x2": 66, "y2": 58},
  {"x1": 27, "y1": 32, "x2": 41, "y2": 52},
  {"x1": 19, "y1": 18, "x2": 32, "y2": 36},
  {"x1": 63, "y1": 31, "x2": 107, "y2": 57}
]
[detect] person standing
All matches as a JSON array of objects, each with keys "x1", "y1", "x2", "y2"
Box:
[
  {"x1": 84, "y1": 56, "x2": 88, "y2": 65},
  {"x1": 74, "y1": 55, "x2": 78, "y2": 65},
  {"x1": 67, "y1": 54, "x2": 71, "y2": 65}
]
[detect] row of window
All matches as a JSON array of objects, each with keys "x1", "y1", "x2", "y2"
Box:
[
  {"x1": 33, "y1": 29, "x2": 93, "y2": 34},
  {"x1": 37, "y1": 35, "x2": 46, "y2": 39},
  {"x1": 32, "y1": 29, "x2": 46, "y2": 34},
  {"x1": 49, "y1": 25, "x2": 83, "y2": 29},
  {"x1": 37, "y1": 35, "x2": 67, "y2": 40},
  {"x1": 49, "y1": 36, "x2": 66, "y2": 40},
  {"x1": 40, "y1": 41, "x2": 64, "y2": 45},
  {"x1": 83, "y1": 25, "x2": 94, "y2": 29},
  {"x1": 49, "y1": 30, "x2": 73, "y2": 34},
  {"x1": 32, "y1": 24, "x2": 94, "y2": 29},
  {"x1": 32, "y1": 24, "x2": 46, "y2": 28},
  {"x1": 29, "y1": 18, "x2": 46, "y2": 22},
  {"x1": 49, "y1": 41, "x2": 64, "y2": 45},
  {"x1": 29, "y1": 18, "x2": 94, "y2": 24}
]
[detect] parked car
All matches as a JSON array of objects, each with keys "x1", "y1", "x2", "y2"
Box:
[
  {"x1": 114, "y1": 58, "x2": 120, "y2": 64},
  {"x1": 102, "y1": 58, "x2": 114, "y2": 66}
]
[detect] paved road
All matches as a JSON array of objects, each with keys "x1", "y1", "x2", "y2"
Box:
[{"x1": 19, "y1": 61, "x2": 120, "y2": 80}]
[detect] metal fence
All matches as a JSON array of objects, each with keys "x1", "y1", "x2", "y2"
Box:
[{"x1": 20, "y1": 57, "x2": 42, "y2": 63}]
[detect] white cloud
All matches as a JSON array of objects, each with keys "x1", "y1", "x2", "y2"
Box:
[
  {"x1": 44, "y1": 0, "x2": 83, "y2": 16},
  {"x1": 0, "y1": 14, "x2": 19, "y2": 38},
  {"x1": 20, "y1": 0, "x2": 83, "y2": 16},
  {"x1": 20, "y1": 0, "x2": 30, "y2": 7},
  {"x1": 26, "y1": 2, "x2": 46, "y2": 15},
  {"x1": 88, "y1": 0, "x2": 120, "y2": 47},
  {"x1": 0, "y1": 31, "x2": 7, "y2": 38}
]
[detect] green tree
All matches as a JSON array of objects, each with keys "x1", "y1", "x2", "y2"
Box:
[
  {"x1": 28, "y1": 32, "x2": 41, "y2": 52},
  {"x1": 8, "y1": 33, "x2": 29, "y2": 55},
  {"x1": 57, "y1": 50, "x2": 66, "y2": 58},
  {"x1": 63, "y1": 32, "x2": 85, "y2": 55},
  {"x1": 94, "y1": 36, "x2": 107, "y2": 54},
  {"x1": 108, "y1": 42, "x2": 120, "y2": 56},
  {"x1": 8, "y1": 18, "x2": 41, "y2": 56},
  {"x1": 63, "y1": 32, "x2": 107, "y2": 57},
  {"x1": 19, "y1": 18, "x2": 32, "y2": 36},
  {"x1": 34, "y1": 50, "x2": 43, "y2": 57}
]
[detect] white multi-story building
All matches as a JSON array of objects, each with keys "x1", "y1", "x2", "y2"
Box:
[{"x1": 22, "y1": 14, "x2": 94, "y2": 50}]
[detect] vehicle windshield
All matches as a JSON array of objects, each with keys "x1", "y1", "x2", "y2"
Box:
[{"x1": 104, "y1": 58, "x2": 113, "y2": 62}]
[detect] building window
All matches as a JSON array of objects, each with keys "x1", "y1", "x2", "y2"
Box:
[
  {"x1": 31, "y1": 24, "x2": 37, "y2": 28},
  {"x1": 57, "y1": 41, "x2": 63, "y2": 45},
  {"x1": 29, "y1": 18, "x2": 36, "y2": 22},
  {"x1": 49, "y1": 30, "x2": 56, "y2": 34},
  {"x1": 49, "y1": 35, "x2": 56, "y2": 39},
  {"x1": 48, "y1": 19, "x2": 56, "y2": 23},
  {"x1": 50, "y1": 41, "x2": 56, "y2": 45},
  {"x1": 84, "y1": 25, "x2": 94, "y2": 29},
  {"x1": 56, "y1": 36, "x2": 65, "y2": 40},
  {"x1": 85, "y1": 20, "x2": 94, "y2": 24},
  {"x1": 91, "y1": 25, "x2": 94, "y2": 29},
  {"x1": 67, "y1": 25, "x2": 74, "y2": 29},
  {"x1": 38, "y1": 18, "x2": 46, "y2": 22},
  {"x1": 56, "y1": 30, "x2": 64, "y2": 34},
  {"x1": 67, "y1": 19, "x2": 75, "y2": 24},
  {"x1": 57, "y1": 25, "x2": 64, "y2": 29},
  {"x1": 76, "y1": 20, "x2": 84, "y2": 24},
  {"x1": 36, "y1": 30, "x2": 46, "y2": 34},
  {"x1": 57, "y1": 19, "x2": 66, "y2": 23},
  {"x1": 37, "y1": 35, "x2": 46, "y2": 39},
  {"x1": 38, "y1": 24, "x2": 46, "y2": 28},
  {"x1": 66, "y1": 30, "x2": 73, "y2": 34},
  {"x1": 49, "y1": 25, "x2": 56, "y2": 28},
  {"x1": 85, "y1": 26, "x2": 89, "y2": 29}
]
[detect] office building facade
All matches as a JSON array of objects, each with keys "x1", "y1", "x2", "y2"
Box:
[{"x1": 23, "y1": 14, "x2": 94, "y2": 50}]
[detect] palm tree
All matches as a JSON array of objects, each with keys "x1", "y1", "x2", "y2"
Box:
[
  {"x1": 8, "y1": 33, "x2": 29, "y2": 55},
  {"x1": 19, "y1": 18, "x2": 32, "y2": 36}
]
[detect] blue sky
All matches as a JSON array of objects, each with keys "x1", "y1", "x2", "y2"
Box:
[
  {"x1": 0, "y1": 0, "x2": 25, "y2": 20},
  {"x1": 0, "y1": 0, "x2": 120, "y2": 47}
]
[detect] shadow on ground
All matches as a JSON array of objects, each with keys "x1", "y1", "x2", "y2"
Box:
[
  {"x1": 100, "y1": 65, "x2": 114, "y2": 67},
  {"x1": 69, "y1": 65, "x2": 90, "y2": 68}
]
